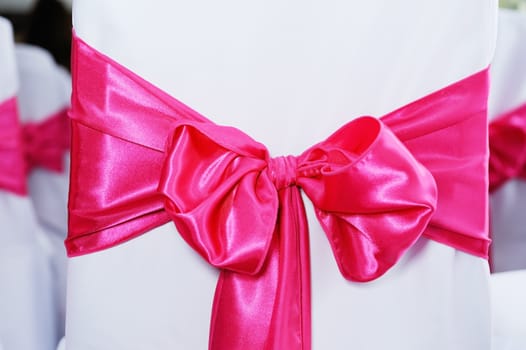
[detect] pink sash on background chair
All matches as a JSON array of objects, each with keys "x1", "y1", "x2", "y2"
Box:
[
  {"x1": 0, "y1": 97, "x2": 26, "y2": 196},
  {"x1": 0, "y1": 88, "x2": 69, "y2": 350},
  {"x1": 13, "y1": 43, "x2": 72, "y2": 347},
  {"x1": 489, "y1": 102, "x2": 526, "y2": 192},
  {"x1": 23, "y1": 108, "x2": 70, "y2": 175},
  {"x1": 0, "y1": 97, "x2": 69, "y2": 191},
  {"x1": 0, "y1": 98, "x2": 61, "y2": 350},
  {"x1": 1, "y1": 97, "x2": 66, "y2": 181},
  {"x1": 68, "y1": 33, "x2": 491, "y2": 350}
]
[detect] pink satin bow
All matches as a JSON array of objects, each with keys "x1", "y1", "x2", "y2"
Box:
[
  {"x1": 489, "y1": 102, "x2": 526, "y2": 192},
  {"x1": 159, "y1": 117, "x2": 437, "y2": 349},
  {"x1": 68, "y1": 33, "x2": 491, "y2": 350},
  {"x1": 0, "y1": 97, "x2": 27, "y2": 195},
  {"x1": 23, "y1": 108, "x2": 70, "y2": 173}
]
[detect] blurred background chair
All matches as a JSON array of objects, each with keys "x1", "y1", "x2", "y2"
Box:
[
  {"x1": 489, "y1": 8, "x2": 526, "y2": 274},
  {"x1": 1, "y1": 1, "x2": 71, "y2": 348},
  {"x1": 488, "y1": 7, "x2": 526, "y2": 350},
  {"x1": 0, "y1": 16, "x2": 57, "y2": 350},
  {"x1": 16, "y1": 42, "x2": 71, "y2": 345}
]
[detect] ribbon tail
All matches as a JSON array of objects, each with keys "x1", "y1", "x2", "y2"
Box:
[
  {"x1": 266, "y1": 187, "x2": 311, "y2": 350},
  {"x1": 209, "y1": 187, "x2": 311, "y2": 350},
  {"x1": 208, "y1": 236, "x2": 279, "y2": 349}
]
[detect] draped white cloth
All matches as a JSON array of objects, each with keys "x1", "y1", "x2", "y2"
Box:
[
  {"x1": 0, "y1": 17, "x2": 57, "y2": 350},
  {"x1": 66, "y1": 1, "x2": 497, "y2": 349}
]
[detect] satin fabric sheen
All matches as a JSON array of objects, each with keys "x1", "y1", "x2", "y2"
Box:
[
  {"x1": 0, "y1": 97, "x2": 27, "y2": 195},
  {"x1": 67, "y1": 34, "x2": 491, "y2": 350},
  {"x1": 489, "y1": 102, "x2": 526, "y2": 192}
]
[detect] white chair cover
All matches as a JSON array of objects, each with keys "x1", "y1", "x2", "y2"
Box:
[
  {"x1": 15, "y1": 43, "x2": 71, "y2": 345},
  {"x1": 66, "y1": 1, "x2": 497, "y2": 349},
  {"x1": 491, "y1": 270, "x2": 526, "y2": 350},
  {"x1": 0, "y1": 17, "x2": 57, "y2": 350},
  {"x1": 487, "y1": 8, "x2": 526, "y2": 350},
  {"x1": 488, "y1": 9, "x2": 526, "y2": 273}
]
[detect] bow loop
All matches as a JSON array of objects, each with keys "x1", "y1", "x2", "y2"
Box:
[
  {"x1": 159, "y1": 122, "x2": 277, "y2": 275},
  {"x1": 298, "y1": 117, "x2": 438, "y2": 281},
  {"x1": 159, "y1": 117, "x2": 437, "y2": 282}
]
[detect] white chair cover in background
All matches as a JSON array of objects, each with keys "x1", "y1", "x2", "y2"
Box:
[
  {"x1": 0, "y1": 17, "x2": 57, "y2": 350},
  {"x1": 488, "y1": 9, "x2": 526, "y2": 273},
  {"x1": 66, "y1": 1, "x2": 497, "y2": 349},
  {"x1": 488, "y1": 8, "x2": 526, "y2": 350},
  {"x1": 15, "y1": 43, "x2": 71, "y2": 344},
  {"x1": 491, "y1": 270, "x2": 526, "y2": 350}
]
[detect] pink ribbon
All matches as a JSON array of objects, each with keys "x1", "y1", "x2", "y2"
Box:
[
  {"x1": 23, "y1": 108, "x2": 70, "y2": 173},
  {"x1": 489, "y1": 102, "x2": 526, "y2": 192},
  {"x1": 0, "y1": 97, "x2": 27, "y2": 195},
  {"x1": 0, "y1": 96, "x2": 70, "y2": 195},
  {"x1": 67, "y1": 33, "x2": 491, "y2": 350}
]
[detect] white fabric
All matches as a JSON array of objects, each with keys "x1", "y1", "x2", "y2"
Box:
[
  {"x1": 56, "y1": 337, "x2": 66, "y2": 350},
  {"x1": 0, "y1": 18, "x2": 17, "y2": 102},
  {"x1": 15, "y1": 44, "x2": 71, "y2": 345},
  {"x1": 490, "y1": 270, "x2": 526, "y2": 350},
  {"x1": 488, "y1": 9, "x2": 526, "y2": 273},
  {"x1": 67, "y1": 1, "x2": 497, "y2": 349},
  {"x1": 0, "y1": 18, "x2": 56, "y2": 350}
]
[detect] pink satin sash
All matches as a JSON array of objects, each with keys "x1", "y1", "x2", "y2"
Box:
[
  {"x1": 0, "y1": 97, "x2": 27, "y2": 195},
  {"x1": 489, "y1": 102, "x2": 526, "y2": 192},
  {"x1": 23, "y1": 108, "x2": 70, "y2": 173},
  {"x1": 0, "y1": 96, "x2": 70, "y2": 195},
  {"x1": 67, "y1": 33, "x2": 491, "y2": 350}
]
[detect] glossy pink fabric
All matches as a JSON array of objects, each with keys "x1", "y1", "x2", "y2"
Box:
[
  {"x1": 67, "y1": 34, "x2": 491, "y2": 350},
  {"x1": 0, "y1": 97, "x2": 27, "y2": 195},
  {"x1": 489, "y1": 102, "x2": 526, "y2": 192},
  {"x1": 23, "y1": 108, "x2": 70, "y2": 173}
]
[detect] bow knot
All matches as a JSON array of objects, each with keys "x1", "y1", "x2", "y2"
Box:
[{"x1": 268, "y1": 155, "x2": 298, "y2": 190}]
